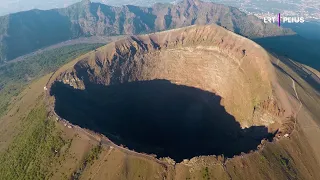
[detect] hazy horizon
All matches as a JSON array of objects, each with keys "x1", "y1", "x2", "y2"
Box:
[
  {"x1": 0, "y1": 0, "x2": 176, "y2": 16},
  {"x1": 1, "y1": 0, "x2": 319, "y2": 21}
]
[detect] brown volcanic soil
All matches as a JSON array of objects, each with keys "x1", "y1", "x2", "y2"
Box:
[
  {"x1": 52, "y1": 24, "x2": 291, "y2": 127},
  {"x1": 48, "y1": 24, "x2": 293, "y2": 162},
  {"x1": 2, "y1": 24, "x2": 312, "y2": 179}
]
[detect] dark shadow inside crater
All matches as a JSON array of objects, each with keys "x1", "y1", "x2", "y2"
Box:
[{"x1": 51, "y1": 79, "x2": 275, "y2": 162}]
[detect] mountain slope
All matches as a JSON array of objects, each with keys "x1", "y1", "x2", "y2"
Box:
[
  {"x1": 0, "y1": 24, "x2": 319, "y2": 180},
  {"x1": 0, "y1": 0, "x2": 294, "y2": 63}
]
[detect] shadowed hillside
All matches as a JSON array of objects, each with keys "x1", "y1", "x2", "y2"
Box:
[
  {"x1": 255, "y1": 35, "x2": 320, "y2": 71},
  {"x1": 0, "y1": 0, "x2": 294, "y2": 62}
]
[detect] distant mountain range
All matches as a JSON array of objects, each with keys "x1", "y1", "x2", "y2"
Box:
[{"x1": 0, "y1": 0, "x2": 294, "y2": 63}]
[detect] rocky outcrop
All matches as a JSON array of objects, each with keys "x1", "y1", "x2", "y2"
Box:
[
  {"x1": 57, "y1": 71, "x2": 85, "y2": 90},
  {"x1": 252, "y1": 97, "x2": 286, "y2": 127}
]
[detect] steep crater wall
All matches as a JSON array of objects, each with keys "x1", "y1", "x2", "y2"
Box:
[{"x1": 50, "y1": 25, "x2": 289, "y2": 161}]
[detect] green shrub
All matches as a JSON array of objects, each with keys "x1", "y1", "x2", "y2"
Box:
[
  {"x1": 0, "y1": 105, "x2": 65, "y2": 180},
  {"x1": 0, "y1": 43, "x2": 103, "y2": 117}
]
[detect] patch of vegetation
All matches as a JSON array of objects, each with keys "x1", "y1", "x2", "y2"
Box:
[
  {"x1": 278, "y1": 154, "x2": 298, "y2": 179},
  {"x1": 85, "y1": 144, "x2": 103, "y2": 165},
  {"x1": 0, "y1": 43, "x2": 103, "y2": 117},
  {"x1": 262, "y1": 145, "x2": 299, "y2": 179},
  {"x1": 202, "y1": 167, "x2": 210, "y2": 180},
  {"x1": 71, "y1": 144, "x2": 102, "y2": 180},
  {"x1": 259, "y1": 155, "x2": 268, "y2": 164},
  {"x1": 252, "y1": 96, "x2": 260, "y2": 108},
  {"x1": 280, "y1": 155, "x2": 289, "y2": 167},
  {"x1": 0, "y1": 104, "x2": 66, "y2": 180}
]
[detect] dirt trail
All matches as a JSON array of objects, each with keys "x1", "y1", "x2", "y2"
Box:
[
  {"x1": 0, "y1": 36, "x2": 123, "y2": 68},
  {"x1": 90, "y1": 147, "x2": 114, "y2": 180},
  {"x1": 291, "y1": 78, "x2": 303, "y2": 133},
  {"x1": 292, "y1": 79, "x2": 302, "y2": 115}
]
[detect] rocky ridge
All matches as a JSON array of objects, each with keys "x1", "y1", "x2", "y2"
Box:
[
  {"x1": 52, "y1": 24, "x2": 292, "y2": 133},
  {"x1": 0, "y1": 0, "x2": 294, "y2": 62}
]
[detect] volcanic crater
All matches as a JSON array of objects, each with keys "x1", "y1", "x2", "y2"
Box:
[{"x1": 50, "y1": 25, "x2": 290, "y2": 162}]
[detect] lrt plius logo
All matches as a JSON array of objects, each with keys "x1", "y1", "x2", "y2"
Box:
[{"x1": 263, "y1": 13, "x2": 305, "y2": 27}]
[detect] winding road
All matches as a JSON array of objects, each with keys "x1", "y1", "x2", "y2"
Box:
[{"x1": 0, "y1": 36, "x2": 123, "y2": 68}]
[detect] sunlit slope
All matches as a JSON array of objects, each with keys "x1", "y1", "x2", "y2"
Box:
[{"x1": 0, "y1": 25, "x2": 319, "y2": 180}]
